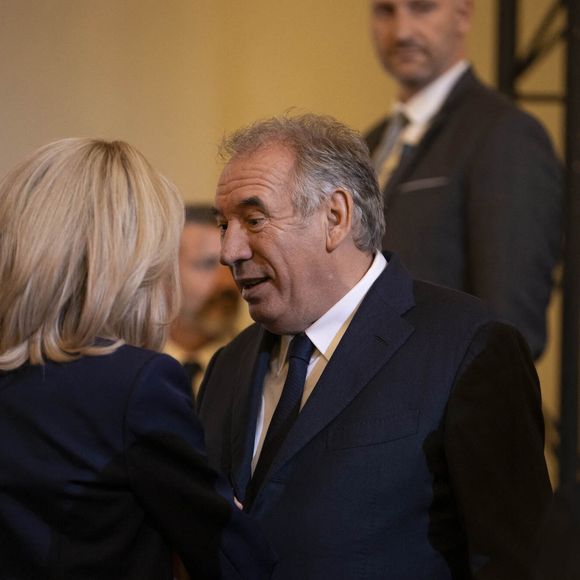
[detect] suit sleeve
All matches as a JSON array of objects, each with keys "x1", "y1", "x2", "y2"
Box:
[
  {"x1": 444, "y1": 322, "x2": 552, "y2": 580},
  {"x1": 123, "y1": 353, "x2": 275, "y2": 580},
  {"x1": 466, "y1": 110, "x2": 563, "y2": 358}
]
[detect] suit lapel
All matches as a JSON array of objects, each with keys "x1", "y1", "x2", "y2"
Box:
[
  {"x1": 262, "y1": 254, "x2": 416, "y2": 485},
  {"x1": 381, "y1": 67, "x2": 479, "y2": 203},
  {"x1": 383, "y1": 143, "x2": 417, "y2": 202},
  {"x1": 230, "y1": 328, "x2": 276, "y2": 500}
]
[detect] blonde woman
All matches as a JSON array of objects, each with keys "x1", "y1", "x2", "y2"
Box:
[{"x1": 0, "y1": 139, "x2": 274, "y2": 580}]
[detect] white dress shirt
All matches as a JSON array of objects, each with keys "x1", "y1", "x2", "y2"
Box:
[
  {"x1": 252, "y1": 252, "x2": 388, "y2": 469},
  {"x1": 394, "y1": 60, "x2": 469, "y2": 148}
]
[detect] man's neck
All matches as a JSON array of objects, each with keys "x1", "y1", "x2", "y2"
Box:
[{"x1": 398, "y1": 59, "x2": 468, "y2": 103}]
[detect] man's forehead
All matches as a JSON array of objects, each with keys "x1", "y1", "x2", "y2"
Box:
[
  {"x1": 180, "y1": 223, "x2": 220, "y2": 251},
  {"x1": 214, "y1": 190, "x2": 282, "y2": 218},
  {"x1": 182, "y1": 221, "x2": 219, "y2": 240},
  {"x1": 222, "y1": 143, "x2": 295, "y2": 176},
  {"x1": 371, "y1": 0, "x2": 458, "y2": 8},
  {"x1": 215, "y1": 145, "x2": 296, "y2": 211}
]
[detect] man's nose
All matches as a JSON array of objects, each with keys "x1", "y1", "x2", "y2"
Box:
[
  {"x1": 392, "y1": 8, "x2": 414, "y2": 40},
  {"x1": 220, "y1": 222, "x2": 252, "y2": 267}
]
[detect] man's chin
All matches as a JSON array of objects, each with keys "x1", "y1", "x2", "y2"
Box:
[
  {"x1": 387, "y1": 64, "x2": 433, "y2": 92},
  {"x1": 247, "y1": 303, "x2": 267, "y2": 324},
  {"x1": 247, "y1": 304, "x2": 282, "y2": 333}
]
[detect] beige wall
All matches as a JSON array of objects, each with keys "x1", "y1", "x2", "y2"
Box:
[
  {"x1": 0, "y1": 1, "x2": 225, "y2": 201},
  {"x1": 0, "y1": 1, "x2": 565, "y2": 481},
  {"x1": 0, "y1": 0, "x2": 496, "y2": 200}
]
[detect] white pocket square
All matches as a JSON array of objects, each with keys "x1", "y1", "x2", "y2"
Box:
[{"x1": 399, "y1": 176, "x2": 449, "y2": 193}]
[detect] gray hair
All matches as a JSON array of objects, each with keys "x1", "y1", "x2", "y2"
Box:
[{"x1": 219, "y1": 113, "x2": 385, "y2": 252}]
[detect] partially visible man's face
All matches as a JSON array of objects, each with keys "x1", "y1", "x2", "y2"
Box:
[
  {"x1": 178, "y1": 222, "x2": 239, "y2": 335},
  {"x1": 370, "y1": 0, "x2": 471, "y2": 99},
  {"x1": 215, "y1": 144, "x2": 333, "y2": 335}
]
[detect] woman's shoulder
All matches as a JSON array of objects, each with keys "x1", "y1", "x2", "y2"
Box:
[
  {"x1": 83, "y1": 343, "x2": 182, "y2": 380},
  {"x1": 43, "y1": 343, "x2": 182, "y2": 395}
]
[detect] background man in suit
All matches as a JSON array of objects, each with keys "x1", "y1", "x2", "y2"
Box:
[
  {"x1": 366, "y1": 0, "x2": 562, "y2": 359},
  {"x1": 199, "y1": 113, "x2": 552, "y2": 579},
  {"x1": 165, "y1": 204, "x2": 241, "y2": 397}
]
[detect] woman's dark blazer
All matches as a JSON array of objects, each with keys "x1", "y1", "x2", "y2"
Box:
[{"x1": 0, "y1": 344, "x2": 275, "y2": 580}]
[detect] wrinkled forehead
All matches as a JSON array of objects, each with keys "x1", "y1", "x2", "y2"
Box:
[
  {"x1": 215, "y1": 143, "x2": 298, "y2": 212},
  {"x1": 221, "y1": 141, "x2": 296, "y2": 179}
]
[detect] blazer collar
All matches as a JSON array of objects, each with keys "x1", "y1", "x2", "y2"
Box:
[
  {"x1": 382, "y1": 66, "x2": 479, "y2": 200},
  {"x1": 246, "y1": 253, "x2": 416, "y2": 503}
]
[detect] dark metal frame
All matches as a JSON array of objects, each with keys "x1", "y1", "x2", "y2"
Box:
[
  {"x1": 497, "y1": 0, "x2": 579, "y2": 486},
  {"x1": 561, "y1": 0, "x2": 580, "y2": 484}
]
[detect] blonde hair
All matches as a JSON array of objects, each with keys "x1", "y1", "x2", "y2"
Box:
[{"x1": 0, "y1": 138, "x2": 184, "y2": 370}]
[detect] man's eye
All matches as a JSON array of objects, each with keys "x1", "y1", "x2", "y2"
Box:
[
  {"x1": 410, "y1": 0, "x2": 437, "y2": 14},
  {"x1": 374, "y1": 7, "x2": 393, "y2": 17},
  {"x1": 372, "y1": 2, "x2": 395, "y2": 17},
  {"x1": 217, "y1": 222, "x2": 228, "y2": 236},
  {"x1": 246, "y1": 217, "x2": 265, "y2": 229}
]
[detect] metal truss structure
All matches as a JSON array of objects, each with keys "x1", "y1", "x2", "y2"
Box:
[{"x1": 497, "y1": 0, "x2": 579, "y2": 486}]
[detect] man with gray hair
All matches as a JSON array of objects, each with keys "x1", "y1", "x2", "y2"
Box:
[{"x1": 199, "y1": 113, "x2": 551, "y2": 579}]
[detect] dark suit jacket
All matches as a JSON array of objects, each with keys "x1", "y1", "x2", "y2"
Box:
[
  {"x1": 366, "y1": 68, "x2": 562, "y2": 358},
  {"x1": 199, "y1": 253, "x2": 552, "y2": 580},
  {"x1": 533, "y1": 481, "x2": 580, "y2": 580},
  {"x1": 0, "y1": 345, "x2": 275, "y2": 580}
]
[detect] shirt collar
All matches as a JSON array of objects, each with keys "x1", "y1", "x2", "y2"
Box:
[
  {"x1": 275, "y1": 252, "x2": 388, "y2": 372},
  {"x1": 393, "y1": 60, "x2": 469, "y2": 145}
]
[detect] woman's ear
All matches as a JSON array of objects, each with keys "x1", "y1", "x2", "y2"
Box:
[{"x1": 326, "y1": 189, "x2": 353, "y2": 252}]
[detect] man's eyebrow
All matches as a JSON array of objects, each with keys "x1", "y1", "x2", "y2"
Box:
[
  {"x1": 238, "y1": 196, "x2": 268, "y2": 212},
  {"x1": 211, "y1": 196, "x2": 268, "y2": 220}
]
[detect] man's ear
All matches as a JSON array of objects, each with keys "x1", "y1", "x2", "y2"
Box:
[
  {"x1": 326, "y1": 189, "x2": 353, "y2": 252},
  {"x1": 455, "y1": 0, "x2": 473, "y2": 35}
]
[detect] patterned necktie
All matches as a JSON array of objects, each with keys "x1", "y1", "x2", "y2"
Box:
[
  {"x1": 373, "y1": 111, "x2": 409, "y2": 190},
  {"x1": 247, "y1": 333, "x2": 315, "y2": 505}
]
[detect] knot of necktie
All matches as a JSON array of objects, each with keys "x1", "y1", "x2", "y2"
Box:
[{"x1": 288, "y1": 332, "x2": 315, "y2": 364}]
